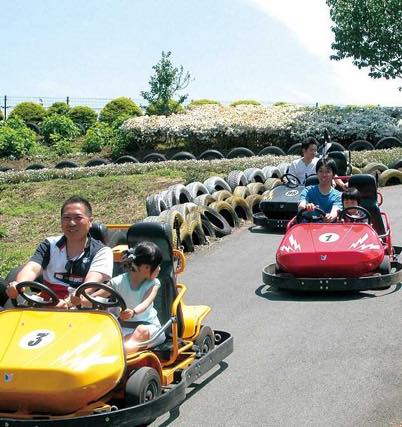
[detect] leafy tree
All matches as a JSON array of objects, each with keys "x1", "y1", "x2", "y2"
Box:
[
  {"x1": 9, "y1": 102, "x2": 47, "y2": 124},
  {"x1": 327, "y1": 0, "x2": 402, "y2": 82},
  {"x1": 68, "y1": 105, "x2": 97, "y2": 132},
  {"x1": 141, "y1": 51, "x2": 191, "y2": 116},
  {"x1": 48, "y1": 102, "x2": 70, "y2": 116},
  {"x1": 99, "y1": 97, "x2": 142, "y2": 125}
]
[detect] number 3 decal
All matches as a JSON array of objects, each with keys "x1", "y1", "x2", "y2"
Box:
[{"x1": 20, "y1": 330, "x2": 55, "y2": 349}]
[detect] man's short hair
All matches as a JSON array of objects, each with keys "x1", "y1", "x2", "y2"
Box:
[
  {"x1": 316, "y1": 157, "x2": 338, "y2": 175},
  {"x1": 61, "y1": 196, "x2": 93, "y2": 217},
  {"x1": 302, "y1": 137, "x2": 318, "y2": 152},
  {"x1": 342, "y1": 187, "x2": 361, "y2": 203}
]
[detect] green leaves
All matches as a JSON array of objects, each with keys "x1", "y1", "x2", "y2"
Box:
[{"x1": 327, "y1": 0, "x2": 402, "y2": 81}]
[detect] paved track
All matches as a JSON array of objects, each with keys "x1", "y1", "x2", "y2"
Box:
[{"x1": 152, "y1": 185, "x2": 402, "y2": 427}]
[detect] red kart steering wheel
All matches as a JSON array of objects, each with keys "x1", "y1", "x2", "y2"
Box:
[
  {"x1": 74, "y1": 282, "x2": 127, "y2": 311},
  {"x1": 339, "y1": 206, "x2": 371, "y2": 224},
  {"x1": 296, "y1": 207, "x2": 326, "y2": 224},
  {"x1": 13, "y1": 281, "x2": 60, "y2": 308}
]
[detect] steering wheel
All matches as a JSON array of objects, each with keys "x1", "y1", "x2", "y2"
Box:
[
  {"x1": 339, "y1": 206, "x2": 371, "y2": 224},
  {"x1": 13, "y1": 281, "x2": 60, "y2": 308},
  {"x1": 281, "y1": 173, "x2": 301, "y2": 188},
  {"x1": 296, "y1": 207, "x2": 326, "y2": 224},
  {"x1": 74, "y1": 282, "x2": 127, "y2": 311}
]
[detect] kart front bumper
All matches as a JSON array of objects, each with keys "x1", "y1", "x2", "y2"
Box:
[
  {"x1": 262, "y1": 260, "x2": 402, "y2": 292},
  {"x1": 0, "y1": 331, "x2": 233, "y2": 427},
  {"x1": 253, "y1": 212, "x2": 290, "y2": 230}
]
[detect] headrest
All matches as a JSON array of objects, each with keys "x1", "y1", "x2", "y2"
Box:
[
  {"x1": 327, "y1": 151, "x2": 348, "y2": 176},
  {"x1": 89, "y1": 223, "x2": 108, "y2": 244},
  {"x1": 304, "y1": 175, "x2": 319, "y2": 186},
  {"x1": 348, "y1": 174, "x2": 377, "y2": 201}
]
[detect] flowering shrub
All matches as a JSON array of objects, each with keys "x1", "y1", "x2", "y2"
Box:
[
  {"x1": 120, "y1": 105, "x2": 402, "y2": 153},
  {"x1": 0, "y1": 118, "x2": 37, "y2": 158}
]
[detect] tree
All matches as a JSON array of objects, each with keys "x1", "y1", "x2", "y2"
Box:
[
  {"x1": 141, "y1": 51, "x2": 191, "y2": 115},
  {"x1": 326, "y1": 0, "x2": 402, "y2": 82}
]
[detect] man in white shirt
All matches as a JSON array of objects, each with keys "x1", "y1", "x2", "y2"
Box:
[{"x1": 288, "y1": 137, "x2": 319, "y2": 184}]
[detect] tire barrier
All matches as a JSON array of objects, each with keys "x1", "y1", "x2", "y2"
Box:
[
  {"x1": 187, "y1": 219, "x2": 207, "y2": 246},
  {"x1": 203, "y1": 176, "x2": 232, "y2": 193},
  {"x1": 378, "y1": 169, "x2": 402, "y2": 186},
  {"x1": 262, "y1": 165, "x2": 281, "y2": 179},
  {"x1": 114, "y1": 155, "x2": 139, "y2": 164},
  {"x1": 185, "y1": 181, "x2": 210, "y2": 198},
  {"x1": 361, "y1": 162, "x2": 388, "y2": 175},
  {"x1": 201, "y1": 218, "x2": 216, "y2": 238},
  {"x1": 243, "y1": 167, "x2": 265, "y2": 183},
  {"x1": 158, "y1": 210, "x2": 187, "y2": 249},
  {"x1": 170, "y1": 151, "x2": 197, "y2": 161},
  {"x1": 193, "y1": 194, "x2": 215, "y2": 206},
  {"x1": 246, "y1": 182, "x2": 266, "y2": 195},
  {"x1": 348, "y1": 140, "x2": 374, "y2": 151},
  {"x1": 209, "y1": 201, "x2": 240, "y2": 228},
  {"x1": 227, "y1": 147, "x2": 255, "y2": 159},
  {"x1": 142, "y1": 153, "x2": 167, "y2": 163},
  {"x1": 258, "y1": 146, "x2": 286, "y2": 156},
  {"x1": 85, "y1": 158, "x2": 110, "y2": 167},
  {"x1": 226, "y1": 170, "x2": 248, "y2": 191},
  {"x1": 25, "y1": 163, "x2": 46, "y2": 170},
  {"x1": 263, "y1": 178, "x2": 282, "y2": 190},
  {"x1": 276, "y1": 162, "x2": 290, "y2": 177},
  {"x1": 388, "y1": 158, "x2": 402, "y2": 170},
  {"x1": 245, "y1": 194, "x2": 263, "y2": 214},
  {"x1": 225, "y1": 196, "x2": 253, "y2": 221},
  {"x1": 198, "y1": 149, "x2": 225, "y2": 160},
  {"x1": 211, "y1": 190, "x2": 232, "y2": 202},
  {"x1": 375, "y1": 137, "x2": 402, "y2": 150},
  {"x1": 146, "y1": 194, "x2": 168, "y2": 216},
  {"x1": 55, "y1": 160, "x2": 79, "y2": 169},
  {"x1": 351, "y1": 166, "x2": 362, "y2": 175},
  {"x1": 168, "y1": 184, "x2": 193, "y2": 205},
  {"x1": 233, "y1": 186, "x2": 251, "y2": 199},
  {"x1": 287, "y1": 143, "x2": 302, "y2": 155},
  {"x1": 198, "y1": 206, "x2": 232, "y2": 237}
]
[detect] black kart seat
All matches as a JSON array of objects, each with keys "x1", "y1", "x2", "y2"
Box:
[
  {"x1": 327, "y1": 151, "x2": 348, "y2": 176},
  {"x1": 89, "y1": 222, "x2": 108, "y2": 244},
  {"x1": 348, "y1": 174, "x2": 386, "y2": 235},
  {"x1": 126, "y1": 222, "x2": 185, "y2": 353},
  {"x1": 304, "y1": 175, "x2": 319, "y2": 186}
]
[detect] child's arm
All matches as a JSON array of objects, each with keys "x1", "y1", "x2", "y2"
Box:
[{"x1": 120, "y1": 283, "x2": 159, "y2": 320}]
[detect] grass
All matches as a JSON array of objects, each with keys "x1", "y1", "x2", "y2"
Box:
[{"x1": 0, "y1": 170, "x2": 185, "y2": 278}]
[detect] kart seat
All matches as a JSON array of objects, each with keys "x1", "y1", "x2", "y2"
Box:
[
  {"x1": 126, "y1": 222, "x2": 185, "y2": 359},
  {"x1": 304, "y1": 175, "x2": 319, "y2": 186},
  {"x1": 327, "y1": 151, "x2": 348, "y2": 176},
  {"x1": 89, "y1": 222, "x2": 108, "y2": 244},
  {"x1": 348, "y1": 174, "x2": 386, "y2": 235}
]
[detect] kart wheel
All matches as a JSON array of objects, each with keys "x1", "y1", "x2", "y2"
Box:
[
  {"x1": 194, "y1": 326, "x2": 215, "y2": 355},
  {"x1": 125, "y1": 367, "x2": 161, "y2": 406},
  {"x1": 378, "y1": 256, "x2": 391, "y2": 275}
]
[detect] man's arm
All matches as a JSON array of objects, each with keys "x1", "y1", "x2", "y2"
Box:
[
  {"x1": 7, "y1": 261, "x2": 43, "y2": 298},
  {"x1": 85, "y1": 246, "x2": 113, "y2": 283}
]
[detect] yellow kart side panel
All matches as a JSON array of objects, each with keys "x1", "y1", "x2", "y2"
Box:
[
  {"x1": 181, "y1": 303, "x2": 211, "y2": 340},
  {"x1": 0, "y1": 310, "x2": 125, "y2": 415}
]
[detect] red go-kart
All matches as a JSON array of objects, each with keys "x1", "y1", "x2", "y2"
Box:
[{"x1": 262, "y1": 174, "x2": 402, "y2": 291}]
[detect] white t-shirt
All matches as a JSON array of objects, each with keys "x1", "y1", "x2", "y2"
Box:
[{"x1": 288, "y1": 157, "x2": 318, "y2": 184}]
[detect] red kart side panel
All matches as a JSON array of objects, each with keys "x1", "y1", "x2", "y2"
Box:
[{"x1": 277, "y1": 223, "x2": 384, "y2": 277}]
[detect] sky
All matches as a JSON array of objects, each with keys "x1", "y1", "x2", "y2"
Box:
[{"x1": 1, "y1": 0, "x2": 401, "y2": 108}]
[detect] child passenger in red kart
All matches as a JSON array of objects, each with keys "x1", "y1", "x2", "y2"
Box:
[
  {"x1": 298, "y1": 158, "x2": 342, "y2": 222},
  {"x1": 340, "y1": 187, "x2": 368, "y2": 223},
  {"x1": 75, "y1": 241, "x2": 165, "y2": 353}
]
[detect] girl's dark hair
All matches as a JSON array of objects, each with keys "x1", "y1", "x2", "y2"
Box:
[
  {"x1": 342, "y1": 187, "x2": 361, "y2": 203},
  {"x1": 316, "y1": 157, "x2": 337, "y2": 175},
  {"x1": 123, "y1": 241, "x2": 163, "y2": 273}
]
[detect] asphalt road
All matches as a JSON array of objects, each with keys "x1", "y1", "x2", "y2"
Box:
[{"x1": 152, "y1": 185, "x2": 402, "y2": 427}]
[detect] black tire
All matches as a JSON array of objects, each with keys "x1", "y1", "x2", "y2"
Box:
[
  {"x1": 114, "y1": 155, "x2": 139, "y2": 164},
  {"x1": 168, "y1": 184, "x2": 193, "y2": 205},
  {"x1": 226, "y1": 170, "x2": 248, "y2": 191},
  {"x1": 201, "y1": 218, "x2": 216, "y2": 238},
  {"x1": 199, "y1": 206, "x2": 232, "y2": 238},
  {"x1": 25, "y1": 163, "x2": 46, "y2": 170},
  {"x1": 26, "y1": 122, "x2": 42, "y2": 135},
  {"x1": 125, "y1": 367, "x2": 161, "y2": 406},
  {"x1": 106, "y1": 230, "x2": 127, "y2": 248},
  {"x1": 146, "y1": 194, "x2": 168, "y2": 216},
  {"x1": 198, "y1": 149, "x2": 225, "y2": 160},
  {"x1": 55, "y1": 160, "x2": 79, "y2": 169},
  {"x1": 142, "y1": 152, "x2": 167, "y2": 163},
  {"x1": 170, "y1": 151, "x2": 197, "y2": 161},
  {"x1": 348, "y1": 140, "x2": 375, "y2": 151},
  {"x1": 378, "y1": 255, "x2": 391, "y2": 275},
  {"x1": 388, "y1": 158, "x2": 402, "y2": 170},
  {"x1": 287, "y1": 143, "x2": 302, "y2": 155},
  {"x1": 319, "y1": 141, "x2": 345, "y2": 154},
  {"x1": 85, "y1": 158, "x2": 110, "y2": 167},
  {"x1": 193, "y1": 325, "x2": 215, "y2": 355},
  {"x1": 0, "y1": 276, "x2": 8, "y2": 306},
  {"x1": 227, "y1": 147, "x2": 255, "y2": 159},
  {"x1": 375, "y1": 137, "x2": 402, "y2": 150},
  {"x1": 186, "y1": 181, "x2": 210, "y2": 198},
  {"x1": 258, "y1": 146, "x2": 286, "y2": 156},
  {"x1": 209, "y1": 200, "x2": 240, "y2": 228},
  {"x1": 0, "y1": 167, "x2": 13, "y2": 173}
]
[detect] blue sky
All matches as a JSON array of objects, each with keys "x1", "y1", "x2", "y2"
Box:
[{"x1": 1, "y1": 0, "x2": 401, "y2": 107}]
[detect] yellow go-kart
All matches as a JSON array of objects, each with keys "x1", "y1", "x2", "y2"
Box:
[{"x1": 0, "y1": 222, "x2": 233, "y2": 426}]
